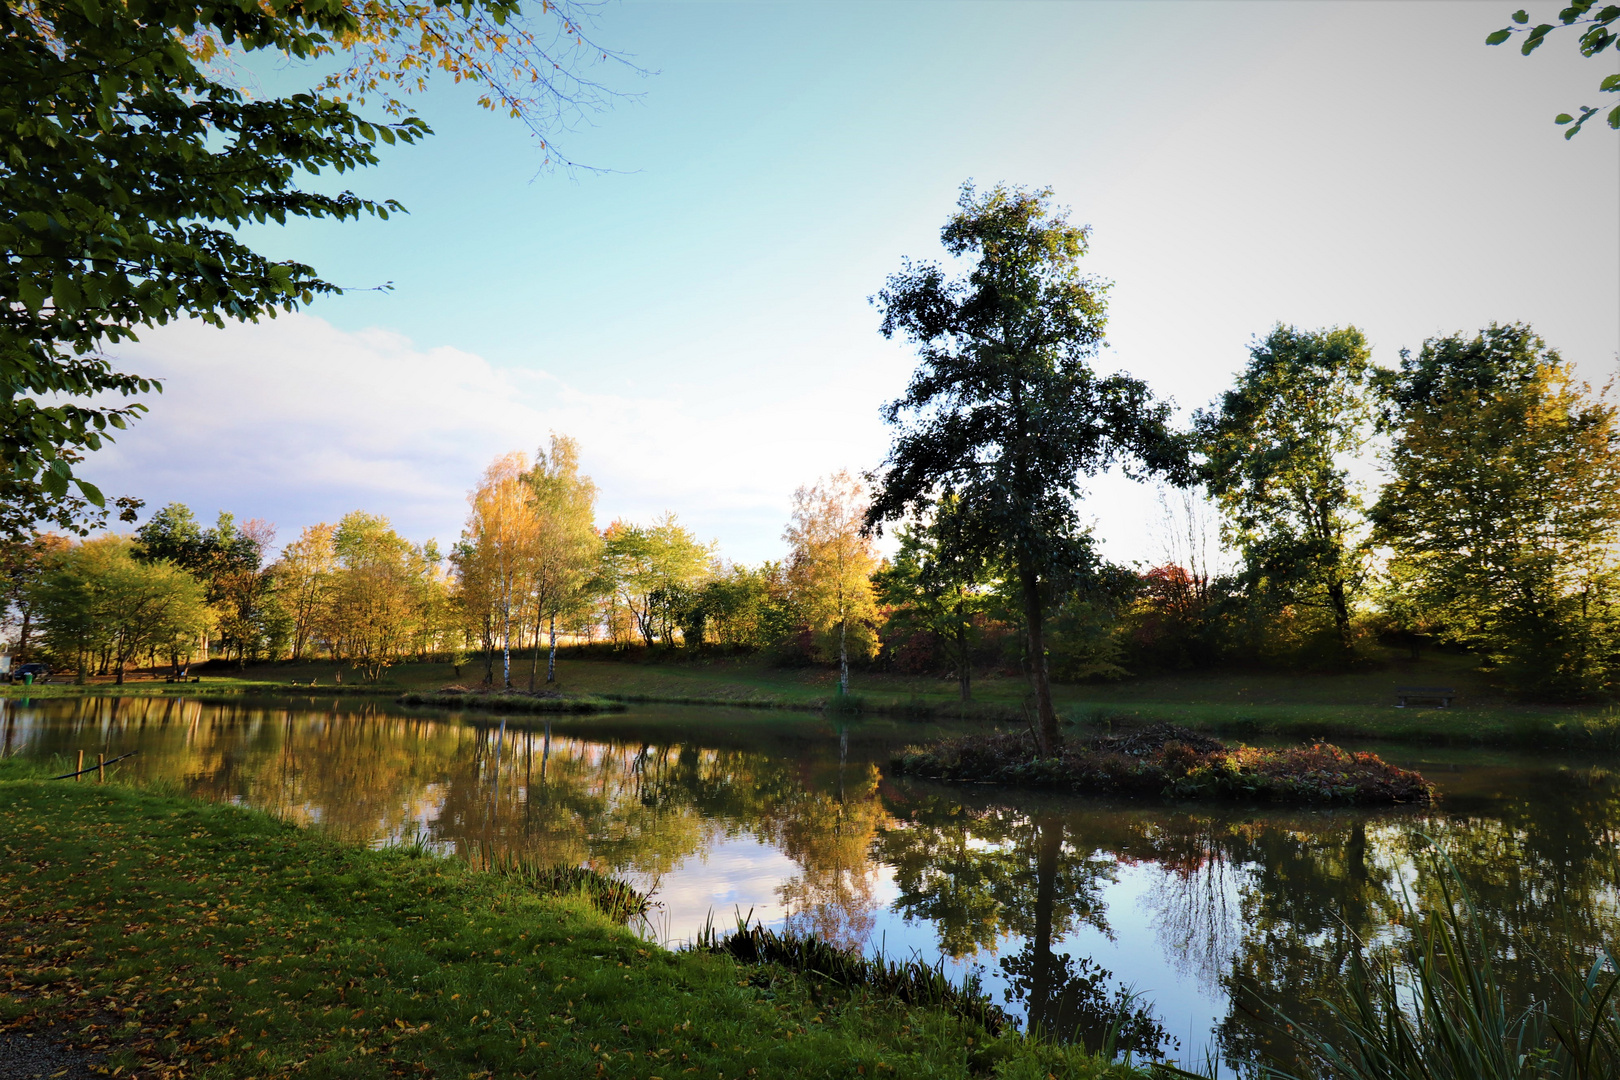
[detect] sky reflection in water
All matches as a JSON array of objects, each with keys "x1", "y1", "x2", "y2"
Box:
[{"x1": 5, "y1": 695, "x2": 1619, "y2": 1075}]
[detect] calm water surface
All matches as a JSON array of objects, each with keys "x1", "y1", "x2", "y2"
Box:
[{"x1": 5, "y1": 695, "x2": 1619, "y2": 1075}]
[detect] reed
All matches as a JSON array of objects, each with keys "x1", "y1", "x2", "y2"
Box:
[
  {"x1": 1267, "y1": 858, "x2": 1620, "y2": 1080},
  {"x1": 463, "y1": 841, "x2": 651, "y2": 925},
  {"x1": 693, "y1": 913, "x2": 1012, "y2": 1035}
]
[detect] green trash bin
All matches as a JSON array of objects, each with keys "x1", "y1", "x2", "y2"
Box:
[{"x1": 23, "y1": 672, "x2": 33, "y2": 685}]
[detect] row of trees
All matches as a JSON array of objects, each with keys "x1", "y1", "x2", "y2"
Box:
[
  {"x1": 854, "y1": 182, "x2": 1620, "y2": 748},
  {"x1": 6, "y1": 309, "x2": 1617, "y2": 707},
  {"x1": 0, "y1": 439, "x2": 894, "y2": 688},
  {"x1": 5, "y1": 189, "x2": 1615, "y2": 706}
]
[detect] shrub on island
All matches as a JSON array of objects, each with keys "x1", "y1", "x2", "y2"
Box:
[{"x1": 892, "y1": 723, "x2": 1434, "y2": 805}]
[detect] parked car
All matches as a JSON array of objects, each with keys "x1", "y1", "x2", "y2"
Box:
[{"x1": 13, "y1": 662, "x2": 48, "y2": 684}]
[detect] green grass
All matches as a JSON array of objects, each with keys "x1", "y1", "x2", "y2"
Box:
[
  {"x1": 0, "y1": 758, "x2": 1147, "y2": 1080},
  {"x1": 8, "y1": 647, "x2": 1616, "y2": 747},
  {"x1": 397, "y1": 689, "x2": 629, "y2": 715}
]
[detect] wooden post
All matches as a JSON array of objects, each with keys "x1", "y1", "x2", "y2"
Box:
[
  {"x1": 97, "y1": 753, "x2": 105, "y2": 783},
  {"x1": 75, "y1": 749, "x2": 83, "y2": 782}
]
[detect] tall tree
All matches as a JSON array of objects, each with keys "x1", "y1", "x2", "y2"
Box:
[
  {"x1": 784, "y1": 471, "x2": 880, "y2": 696},
  {"x1": 1371, "y1": 324, "x2": 1620, "y2": 698},
  {"x1": 866, "y1": 183, "x2": 1185, "y2": 752},
  {"x1": 0, "y1": 532, "x2": 73, "y2": 664},
  {"x1": 523, "y1": 435, "x2": 600, "y2": 688},
  {"x1": 328, "y1": 511, "x2": 433, "y2": 680},
  {"x1": 135, "y1": 504, "x2": 264, "y2": 661},
  {"x1": 1195, "y1": 325, "x2": 1377, "y2": 655},
  {"x1": 598, "y1": 515, "x2": 713, "y2": 648},
  {"x1": 459, "y1": 454, "x2": 539, "y2": 686},
  {"x1": 272, "y1": 524, "x2": 339, "y2": 661}
]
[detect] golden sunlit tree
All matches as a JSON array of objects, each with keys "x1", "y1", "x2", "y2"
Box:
[
  {"x1": 784, "y1": 471, "x2": 880, "y2": 696},
  {"x1": 1372, "y1": 324, "x2": 1620, "y2": 698},
  {"x1": 272, "y1": 524, "x2": 339, "y2": 661},
  {"x1": 459, "y1": 453, "x2": 540, "y2": 686},
  {"x1": 327, "y1": 512, "x2": 438, "y2": 680},
  {"x1": 523, "y1": 435, "x2": 600, "y2": 688}
]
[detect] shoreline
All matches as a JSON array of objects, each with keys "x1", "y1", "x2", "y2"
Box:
[
  {"x1": 0, "y1": 762, "x2": 1137, "y2": 1079},
  {"x1": 5, "y1": 676, "x2": 1618, "y2": 750}
]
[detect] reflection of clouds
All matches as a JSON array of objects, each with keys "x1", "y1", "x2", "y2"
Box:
[{"x1": 650, "y1": 835, "x2": 799, "y2": 947}]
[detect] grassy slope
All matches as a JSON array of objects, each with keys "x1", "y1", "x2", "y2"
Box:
[
  {"x1": 0, "y1": 762, "x2": 1135, "y2": 1080},
  {"x1": 7, "y1": 648, "x2": 1615, "y2": 745}
]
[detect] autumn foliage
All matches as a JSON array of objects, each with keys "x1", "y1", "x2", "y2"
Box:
[{"x1": 894, "y1": 724, "x2": 1435, "y2": 805}]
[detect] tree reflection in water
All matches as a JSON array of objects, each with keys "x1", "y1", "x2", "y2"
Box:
[{"x1": 7, "y1": 697, "x2": 1620, "y2": 1075}]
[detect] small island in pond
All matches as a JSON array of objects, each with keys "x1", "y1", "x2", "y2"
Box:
[
  {"x1": 397, "y1": 687, "x2": 628, "y2": 715},
  {"x1": 893, "y1": 723, "x2": 1435, "y2": 805}
]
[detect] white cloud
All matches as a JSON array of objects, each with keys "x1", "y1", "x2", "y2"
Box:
[{"x1": 87, "y1": 313, "x2": 890, "y2": 561}]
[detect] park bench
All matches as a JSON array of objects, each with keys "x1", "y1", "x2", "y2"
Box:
[{"x1": 1395, "y1": 686, "x2": 1456, "y2": 708}]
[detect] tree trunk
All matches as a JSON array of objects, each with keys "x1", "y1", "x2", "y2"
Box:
[
  {"x1": 838, "y1": 616, "x2": 849, "y2": 696},
  {"x1": 1327, "y1": 577, "x2": 1353, "y2": 654},
  {"x1": 1020, "y1": 559, "x2": 1059, "y2": 754},
  {"x1": 17, "y1": 610, "x2": 31, "y2": 664},
  {"x1": 501, "y1": 594, "x2": 512, "y2": 689},
  {"x1": 527, "y1": 606, "x2": 544, "y2": 692},
  {"x1": 547, "y1": 614, "x2": 558, "y2": 684},
  {"x1": 955, "y1": 601, "x2": 971, "y2": 703},
  {"x1": 482, "y1": 615, "x2": 495, "y2": 685}
]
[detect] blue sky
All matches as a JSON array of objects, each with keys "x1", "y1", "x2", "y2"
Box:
[{"x1": 94, "y1": 1, "x2": 1620, "y2": 565}]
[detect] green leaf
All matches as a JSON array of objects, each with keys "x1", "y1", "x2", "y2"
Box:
[
  {"x1": 1513, "y1": 8, "x2": 1529, "y2": 22},
  {"x1": 1601, "y1": 72, "x2": 1620, "y2": 91},
  {"x1": 1556, "y1": 112, "x2": 1576, "y2": 123},
  {"x1": 74, "y1": 478, "x2": 105, "y2": 507},
  {"x1": 1486, "y1": 28, "x2": 1513, "y2": 44},
  {"x1": 1607, "y1": 102, "x2": 1620, "y2": 127}
]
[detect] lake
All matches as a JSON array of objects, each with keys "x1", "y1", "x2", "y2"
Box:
[{"x1": 5, "y1": 694, "x2": 1618, "y2": 1075}]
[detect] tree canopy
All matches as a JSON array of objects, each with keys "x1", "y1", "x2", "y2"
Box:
[
  {"x1": 866, "y1": 182, "x2": 1185, "y2": 750},
  {"x1": 1371, "y1": 323, "x2": 1620, "y2": 697},
  {"x1": 1196, "y1": 325, "x2": 1377, "y2": 653},
  {"x1": 783, "y1": 471, "x2": 879, "y2": 695},
  {"x1": 1487, "y1": 1, "x2": 1620, "y2": 137}
]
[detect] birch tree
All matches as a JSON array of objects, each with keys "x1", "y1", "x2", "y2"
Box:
[
  {"x1": 784, "y1": 471, "x2": 880, "y2": 696},
  {"x1": 523, "y1": 436, "x2": 600, "y2": 688}
]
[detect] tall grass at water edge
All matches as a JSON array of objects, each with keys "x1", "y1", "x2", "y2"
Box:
[
  {"x1": 694, "y1": 911, "x2": 1012, "y2": 1035},
  {"x1": 1260, "y1": 856, "x2": 1620, "y2": 1080},
  {"x1": 460, "y1": 839, "x2": 652, "y2": 925},
  {"x1": 689, "y1": 912, "x2": 1222, "y2": 1079}
]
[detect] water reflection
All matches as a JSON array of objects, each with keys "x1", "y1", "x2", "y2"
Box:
[{"x1": 5, "y1": 696, "x2": 1620, "y2": 1075}]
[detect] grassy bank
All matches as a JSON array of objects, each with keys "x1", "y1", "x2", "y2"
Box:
[
  {"x1": 8, "y1": 649, "x2": 1619, "y2": 748},
  {"x1": 397, "y1": 689, "x2": 628, "y2": 715},
  {"x1": 0, "y1": 761, "x2": 1149, "y2": 1080}
]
